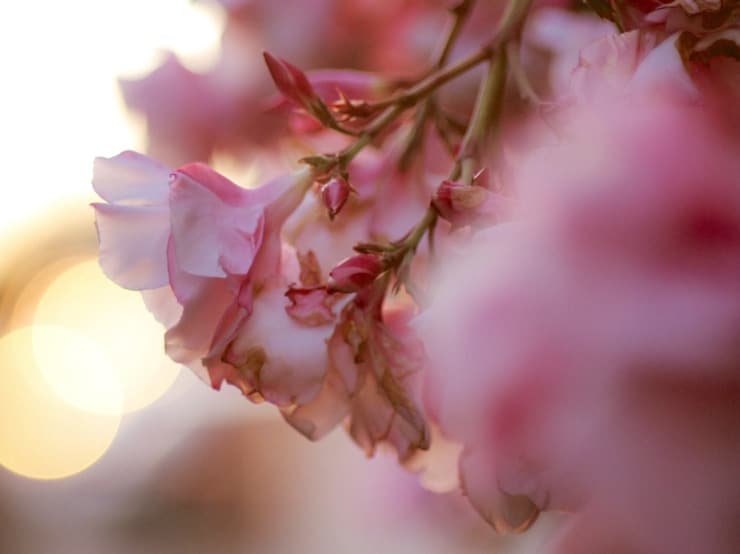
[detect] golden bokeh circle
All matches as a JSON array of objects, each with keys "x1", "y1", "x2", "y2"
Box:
[
  {"x1": 0, "y1": 326, "x2": 121, "y2": 480},
  {"x1": 34, "y1": 259, "x2": 181, "y2": 414}
]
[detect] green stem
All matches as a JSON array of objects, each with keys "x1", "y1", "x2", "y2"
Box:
[
  {"x1": 400, "y1": 52, "x2": 506, "y2": 253},
  {"x1": 457, "y1": 48, "x2": 508, "y2": 162},
  {"x1": 434, "y1": 0, "x2": 476, "y2": 69},
  {"x1": 399, "y1": 0, "x2": 476, "y2": 170},
  {"x1": 371, "y1": 44, "x2": 495, "y2": 112},
  {"x1": 404, "y1": 206, "x2": 438, "y2": 253},
  {"x1": 495, "y1": 0, "x2": 534, "y2": 43},
  {"x1": 338, "y1": 104, "x2": 404, "y2": 166},
  {"x1": 392, "y1": 0, "x2": 531, "y2": 261},
  {"x1": 336, "y1": 0, "x2": 531, "y2": 169}
]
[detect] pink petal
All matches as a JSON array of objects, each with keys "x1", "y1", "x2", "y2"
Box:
[
  {"x1": 92, "y1": 151, "x2": 170, "y2": 205},
  {"x1": 222, "y1": 286, "x2": 330, "y2": 406},
  {"x1": 285, "y1": 286, "x2": 336, "y2": 326},
  {"x1": 347, "y1": 312, "x2": 429, "y2": 461},
  {"x1": 164, "y1": 276, "x2": 237, "y2": 365},
  {"x1": 347, "y1": 369, "x2": 428, "y2": 462},
  {"x1": 248, "y1": 170, "x2": 315, "y2": 284},
  {"x1": 169, "y1": 168, "x2": 265, "y2": 278},
  {"x1": 141, "y1": 286, "x2": 183, "y2": 329},
  {"x1": 92, "y1": 203, "x2": 170, "y2": 290},
  {"x1": 459, "y1": 448, "x2": 541, "y2": 535},
  {"x1": 630, "y1": 32, "x2": 698, "y2": 97},
  {"x1": 281, "y1": 363, "x2": 351, "y2": 440}
]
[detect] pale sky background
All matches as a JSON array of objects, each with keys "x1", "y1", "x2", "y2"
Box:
[{"x1": 0, "y1": 0, "x2": 224, "y2": 236}]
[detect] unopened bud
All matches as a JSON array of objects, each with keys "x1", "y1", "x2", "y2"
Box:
[
  {"x1": 435, "y1": 180, "x2": 486, "y2": 216},
  {"x1": 321, "y1": 176, "x2": 350, "y2": 220},
  {"x1": 264, "y1": 52, "x2": 315, "y2": 106},
  {"x1": 327, "y1": 254, "x2": 384, "y2": 293},
  {"x1": 433, "y1": 179, "x2": 509, "y2": 228},
  {"x1": 264, "y1": 52, "x2": 336, "y2": 128}
]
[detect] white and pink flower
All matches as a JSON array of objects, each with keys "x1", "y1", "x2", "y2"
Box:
[{"x1": 93, "y1": 151, "x2": 313, "y2": 392}]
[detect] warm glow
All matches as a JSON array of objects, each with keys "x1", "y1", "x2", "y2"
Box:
[
  {"x1": 31, "y1": 325, "x2": 123, "y2": 415},
  {"x1": 0, "y1": 327, "x2": 121, "y2": 480},
  {"x1": 34, "y1": 259, "x2": 181, "y2": 414},
  {"x1": 0, "y1": 0, "x2": 224, "y2": 235}
]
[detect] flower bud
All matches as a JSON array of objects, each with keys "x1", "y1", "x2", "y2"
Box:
[
  {"x1": 263, "y1": 52, "x2": 316, "y2": 107},
  {"x1": 434, "y1": 180, "x2": 486, "y2": 219},
  {"x1": 327, "y1": 254, "x2": 384, "y2": 293},
  {"x1": 264, "y1": 52, "x2": 336, "y2": 128},
  {"x1": 320, "y1": 176, "x2": 351, "y2": 220},
  {"x1": 433, "y1": 179, "x2": 510, "y2": 229}
]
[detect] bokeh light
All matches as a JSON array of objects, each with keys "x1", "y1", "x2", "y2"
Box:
[
  {"x1": 34, "y1": 259, "x2": 181, "y2": 415},
  {"x1": 0, "y1": 0, "x2": 224, "y2": 236},
  {"x1": 0, "y1": 326, "x2": 121, "y2": 480}
]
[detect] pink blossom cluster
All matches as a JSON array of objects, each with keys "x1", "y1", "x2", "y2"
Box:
[{"x1": 94, "y1": 0, "x2": 740, "y2": 551}]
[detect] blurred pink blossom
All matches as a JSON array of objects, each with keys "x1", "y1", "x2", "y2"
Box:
[{"x1": 419, "y1": 98, "x2": 740, "y2": 548}]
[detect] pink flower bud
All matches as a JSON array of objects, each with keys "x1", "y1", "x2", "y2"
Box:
[
  {"x1": 433, "y1": 179, "x2": 511, "y2": 229},
  {"x1": 434, "y1": 180, "x2": 486, "y2": 224},
  {"x1": 327, "y1": 254, "x2": 384, "y2": 293},
  {"x1": 263, "y1": 51, "x2": 317, "y2": 108},
  {"x1": 320, "y1": 176, "x2": 350, "y2": 220},
  {"x1": 263, "y1": 52, "x2": 338, "y2": 129}
]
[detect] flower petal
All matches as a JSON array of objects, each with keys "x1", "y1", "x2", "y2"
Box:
[
  {"x1": 141, "y1": 286, "x2": 183, "y2": 329},
  {"x1": 92, "y1": 203, "x2": 170, "y2": 290},
  {"x1": 169, "y1": 167, "x2": 264, "y2": 278},
  {"x1": 164, "y1": 276, "x2": 237, "y2": 366},
  {"x1": 459, "y1": 448, "x2": 541, "y2": 535},
  {"x1": 92, "y1": 151, "x2": 170, "y2": 205},
  {"x1": 222, "y1": 286, "x2": 330, "y2": 406}
]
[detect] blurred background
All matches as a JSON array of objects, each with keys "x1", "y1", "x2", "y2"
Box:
[{"x1": 0, "y1": 1, "x2": 559, "y2": 552}]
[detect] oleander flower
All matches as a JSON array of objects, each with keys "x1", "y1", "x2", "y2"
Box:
[
  {"x1": 92, "y1": 151, "x2": 313, "y2": 390},
  {"x1": 419, "y1": 99, "x2": 740, "y2": 547}
]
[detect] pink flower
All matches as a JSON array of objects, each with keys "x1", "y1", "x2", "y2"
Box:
[
  {"x1": 551, "y1": 5, "x2": 739, "y2": 110},
  {"x1": 92, "y1": 151, "x2": 313, "y2": 389},
  {"x1": 525, "y1": 8, "x2": 614, "y2": 97},
  {"x1": 569, "y1": 30, "x2": 698, "y2": 102},
  {"x1": 283, "y1": 288, "x2": 429, "y2": 462},
  {"x1": 419, "y1": 99, "x2": 740, "y2": 544}
]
